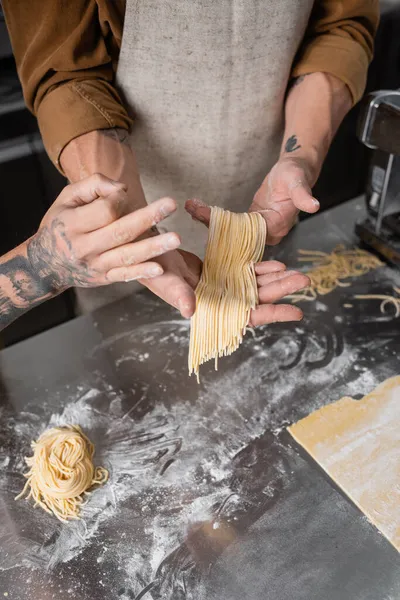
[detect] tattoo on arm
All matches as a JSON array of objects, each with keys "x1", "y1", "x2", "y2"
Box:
[
  {"x1": 288, "y1": 73, "x2": 310, "y2": 92},
  {"x1": 284, "y1": 135, "x2": 301, "y2": 153},
  {"x1": 100, "y1": 127, "x2": 130, "y2": 146},
  {"x1": 0, "y1": 220, "x2": 96, "y2": 332},
  {"x1": 0, "y1": 253, "x2": 51, "y2": 330}
]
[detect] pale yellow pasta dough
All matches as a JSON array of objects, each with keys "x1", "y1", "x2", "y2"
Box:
[
  {"x1": 288, "y1": 376, "x2": 400, "y2": 552},
  {"x1": 15, "y1": 424, "x2": 108, "y2": 522},
  {"x1": 188, "y1": 206, "x2": 266, "y2": 381}
]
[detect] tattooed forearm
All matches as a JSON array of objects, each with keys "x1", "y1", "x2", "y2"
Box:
[
  {"x1": 0, "y1": 218, "x2": 97, "y2": 331},
  {"x1": 284, "y1": 135, "x2": 301, "y2": 153},
  {"x1": 0, "y1": 247, "x2": 52, "y2": 330}
]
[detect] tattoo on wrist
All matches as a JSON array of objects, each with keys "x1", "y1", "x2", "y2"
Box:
[
  {"x1": 0, "y1": 253, "x2": 50, "y2": 329},
  {"x1": 284, "y1": 135, "x2": 301, "y2": 153},
  {"x1": 288, "y1": 74, "x2": 310, "y2": 91},
  {"x1": 0, "y1": 220, "x2": 97, "y2": 331},
  {"x1": 28, "y1": 220, "x2": 99, "y2": 292},
  {"x1": 100, "y1": 128, "x2": 130, "y2": 146}
]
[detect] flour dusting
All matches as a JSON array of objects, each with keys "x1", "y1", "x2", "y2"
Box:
[{"x1": 0, "y1": 293, "x2": 399, "y2": 598}]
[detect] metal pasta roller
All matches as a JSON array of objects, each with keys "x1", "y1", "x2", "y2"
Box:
[{"x1": 356, "y1": 89, "x2": 400, "y2": 266}]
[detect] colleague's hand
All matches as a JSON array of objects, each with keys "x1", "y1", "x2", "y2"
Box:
[
  {"x1": 31, "y1": 174, "x2": 182, "y2": 293},
  {"x1": 185, "y1": 199, "x2": 310, "y2": 325},
  {"x1": 251, "y1": 156, "x2": 320, "y2": 245}
]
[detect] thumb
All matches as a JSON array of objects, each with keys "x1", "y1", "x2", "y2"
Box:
[
  {"x1": 185, "y1": 199, "x2": 211, "y2": 227},
  {"x1": 176, "y1": 284, "x2": 197, "y2": 318},
  {"x1": 58, "y1": 173, "x2": 127, "y2": 208},
  {"x1": 144, "y1": 273, "x2": 197, "y2": 318},
  {"x1": 288, "y1": 179, "x2": 320, "y2": 214}
]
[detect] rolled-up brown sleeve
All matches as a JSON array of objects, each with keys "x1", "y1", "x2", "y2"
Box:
[
  {"x1": 291, "y1": 0, "x2": 380, "y2": 105},
  {"x1": 2, "y1": 0, "x2": 131, "y2": 171}
]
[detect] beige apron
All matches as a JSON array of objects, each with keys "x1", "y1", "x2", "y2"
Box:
[
  {"x1": 77, "y1": 0, "x2": 314, "y2": 313},
  {"x1": 116, "y1": 0, "x2": 313, "y2": 258}
]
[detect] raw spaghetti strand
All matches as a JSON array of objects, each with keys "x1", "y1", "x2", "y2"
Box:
[
  {"x1": 354, "y1": 287, "x2": 400, "y2": 317},
  {"x1": 188, "y1": 207, "x2": 266, "y2": 381},
  {"x1": 15, "y1": 425, "x2": 108, "y2": 522},
  {"x1": 286, "y1": 245, "x2": 383, "y2": 302}
]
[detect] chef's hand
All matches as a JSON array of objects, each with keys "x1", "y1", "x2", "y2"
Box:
[
  {"x1": 59, "y1": 130, "x2": 201, "y2": 318},
  {"x1": 251, "y1": 156, "x2": 320, "y2": 245},
  {"x1": 185, "y1": 199, "x2": 309, "y2": 325},
  {"x1": 34, "y1": 174, "x2": 182, "y2": 291},
  {"x1": 139, "y1": 248, "x2": 201, "y2": 318}
]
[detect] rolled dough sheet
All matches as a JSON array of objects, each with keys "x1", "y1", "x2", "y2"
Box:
[{"x1": 288, "y1": 376, "x2": 400, "y2": 552}]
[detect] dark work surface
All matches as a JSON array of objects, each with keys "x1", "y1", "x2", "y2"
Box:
[{"x1": 0, "y1": 198, "x2": 399, "y2": 600}]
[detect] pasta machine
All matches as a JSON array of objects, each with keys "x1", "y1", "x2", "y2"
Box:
[{"x1": 356, "y1": 89, "x2": 400, "y2": 266}]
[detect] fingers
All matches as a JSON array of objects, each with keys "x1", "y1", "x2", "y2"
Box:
[
  {"x1": 250, "y1": 157, "x2": 321, "y2": 245},
  {"x1": 249, "y1": 204, "x2": 294, "y2": 246},
  {"x1": 256, "y1": 267, "x2": 297, "y2": 288},
  {"x1": 175, "y1": 283, "x2": 197, "y2": 318},
  {"x1": 249, "y1": 303, "x2": 304, "y2": 327},
  {"x1": 258, "y1": 272, "x2": 310, "y2": 304},
  {"x1": 288, "y1": 179, "x2": 319, "y2": 214},
  {"x1": 143, "y1": 271, "x2": 197, "y2": 318},
  {"x1": 106, "y1": 262, "x2": 164, "y2": 283},
  {"x1": 185, "y1": 199, "x2": 211, "y2": 227},
  {"x1": 140, "y1": 249, "x2": 200, "y2": 318},
  {"x1": 94, "y1": 232, "x2": 181, "y2": 272},
  {"x1": 254, "y1": 260, "x2": 286, "y2": 276},
  {"x1": 178, "y1": 249, "x2": 203, "y2": 288},
  {"x1": 87, "y1": 197, "x2": 177, "y2": 254},
  {"x1": 73, "y1": 192, "x2": 128, "y2": 232},
  {"x1": 58, "y1": 174, "x2": 127, "y2": 208}
]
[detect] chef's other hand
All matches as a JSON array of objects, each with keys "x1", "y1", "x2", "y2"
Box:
[
  {"x1": 251, "y1": 156, "x2": 320, "y2": 245},
  {"x1": 139, "y1": 248, "x2": 202, "y2": 319},
  {"x1": 35, "y1": 174, "x2": 182, "y2": 291},
  {"x1": 185, "y1": 199, "x2": 310, "y2": 325}
]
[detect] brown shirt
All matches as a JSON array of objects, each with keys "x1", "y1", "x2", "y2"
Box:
[{"x1": 3, "y1": 0, "x2": 379, "y2": 171}]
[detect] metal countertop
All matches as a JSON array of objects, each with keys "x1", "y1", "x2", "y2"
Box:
[{"x1": 0, "y1": 197, "x2": 399, "y2": 599}]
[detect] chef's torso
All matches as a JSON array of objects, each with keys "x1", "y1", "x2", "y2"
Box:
[{"x1": 117, "y1": 0, "x2": 313, "y2": 256}]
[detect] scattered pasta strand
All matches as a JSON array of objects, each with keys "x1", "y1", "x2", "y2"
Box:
[
  {"x1": 15, "y1": 425, "x2": 108, "y2": 522},
  {"x1": 286, "y1": 245, "x2": 383, "y2": 303},
  {"x1": 354, "y1": 287, "x2": 400, "y2": 317},
  {"x1": 188, "y1": 207, "x2": 266, "y2": 381}
]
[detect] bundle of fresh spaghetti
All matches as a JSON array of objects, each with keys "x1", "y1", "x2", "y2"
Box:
[
  {"x1": 15, "y1": 425, "x2": 108, "y2": 522},
  {"x1": 286, "y1": 245, "x2": 383, "y2": 303},
  {"x1": 188, "y1": 206, "x2": 266, "y2": 381}
]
